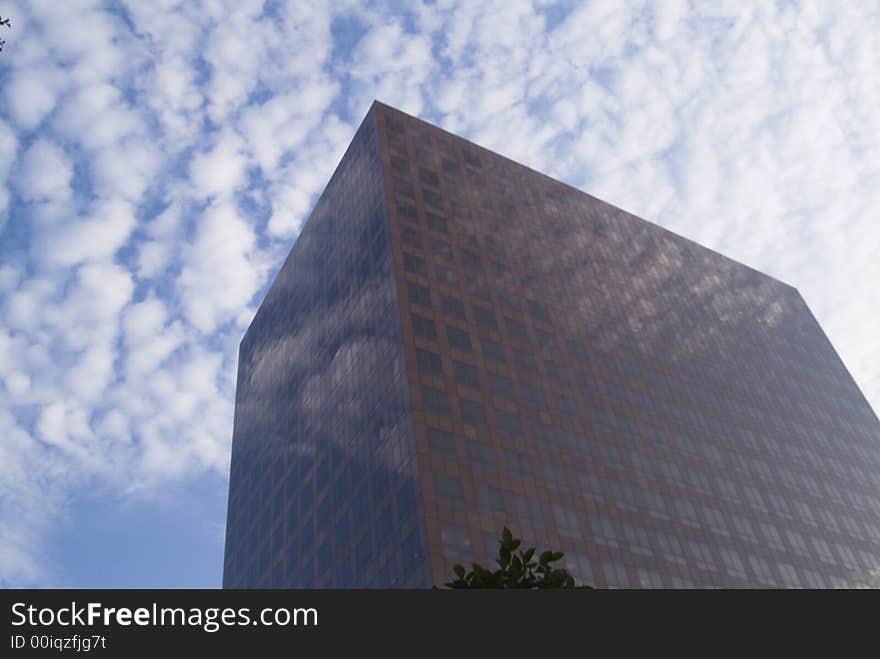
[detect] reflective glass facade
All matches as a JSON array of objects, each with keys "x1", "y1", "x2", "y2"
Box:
[
  {"x1": 224, "y1": 101, "x2": 880, "y2": 588},
  {"x1": 223, "y1": 107, "x2": 430, "y2": 587}
]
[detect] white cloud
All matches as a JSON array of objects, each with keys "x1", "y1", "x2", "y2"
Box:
[
  {"x1": 266, "y1": 184, "x2": 312, "y2": 237},
  {"x1": 178, "y1": 202, "x2": 265, "y2": 333},
  {"x1": 52, "y1": 82, "x2": 142, "y2": 150},
  {"x1": 91, "y1": 140, "x2": 163, "y2": 202},
  {"x1": 5, "y1": 70, "x2": 63, "y2": 131},
  {"x1": 0, "y1": 120, "x2": 17, "y2": 218},
  {"x1": 189, "y1": 130, "x2": 250, "y2": 200},
  {"x1": 40, "y1": 199, "x2": 137, "y2": 268},
  {"x1": 15, "y1": 139, "x2": 72, "y2": 202}
]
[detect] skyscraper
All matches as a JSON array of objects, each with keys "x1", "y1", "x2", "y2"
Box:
[{"x1": 223, "y1": 101, "x2": 880, "y2": 588}]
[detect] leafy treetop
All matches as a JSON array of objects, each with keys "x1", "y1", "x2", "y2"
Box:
[{"x1": 445, "y1": 527, "x2": 590, "y2": 589}]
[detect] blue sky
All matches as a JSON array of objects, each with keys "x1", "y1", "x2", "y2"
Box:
[{"x1": 0, "y1": 0, "x2": 878, "y2": 587}]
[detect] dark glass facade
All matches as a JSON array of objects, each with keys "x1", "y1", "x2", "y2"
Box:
[
  {"x1": 223, "y1": 107, "x2": 430, "y2": 587},
  {"x1": 224, "y1": 101, "x2": 880, "y2": 588}
]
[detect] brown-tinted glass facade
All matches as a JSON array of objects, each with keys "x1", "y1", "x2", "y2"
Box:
[{"x1": 224, "y1": 101, "x2": 880, "y2": 588}]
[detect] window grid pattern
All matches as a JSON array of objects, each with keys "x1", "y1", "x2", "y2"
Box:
[{"x1": 379, "y1": 102, "x2": 880, "y2": 589}]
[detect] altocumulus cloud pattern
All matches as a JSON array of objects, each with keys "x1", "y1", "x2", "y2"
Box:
[{"x1": 0, "y1": 0, "x2": 878, "y2": 587}]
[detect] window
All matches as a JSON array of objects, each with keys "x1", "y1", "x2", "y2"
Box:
[
  {"x1": 467, "y1": 440, "x2": 495, "y2": 470},
  {"x1": 544, "y1": 361, "x2": 568, "y2": 385},
  {"x1": 657, "y1": 532, "x2": 686, "y2": 563},
  {"x1": 505, "y1": 450, "x2": 532, "y2": 479},
  {"x1": 489, "y1": 373, "x2": 515, "y2": 400},
  {"x1": 416, "y1": 348, "x2": 442, "y2": 376},
  {"x1": 423, "y1": 188, "x2": 443, "y2": 208},
  {"x1": 555, "y1": 394, "x2": 578, "y2": 419},
  {"x1": 811, "y1": 537, "x2": 834, "y2": 563},
  {"x1": 529, "y1": 419, "x2": 554, "y2": 448},
  {"x1": 611, "y1": 480, "x2": 637, "y2": 510},
  {"x1": 481, "y1": 337, "x2": 506, "y2": 363},
  {"x1": 473, "y1": 305, "x2": 498, "y2": 329},
  {"x1": 460, "y1": 397, "x2": 486, "y2": 426},
  {"x1": 453, "y1": 360, "x2": 479, "y2": 389},
  {"x1": 720, "y1": 548, "x2": 746, "y2": 579},
  {"x1": 803, "y1": 569, "x2": 827, "y2": 588},
  {"x1": 408, "y1": 282, "x2": 431, "y2": 307},
  {"x1": 527, "y1": 299, "x2": 551, "y2": 323},
  {"x1": 535, "y1": 328, "x2": 557, "y2": 351},
  {"x1": 715, "y1": 478, "x2": 739, "y2": 502},
  {"x1": 505, "y1": 317, "x2": 529, "y2": 342},
  {"x1": 394, "y1": 176, "x2": 415, "y2": 198},
  {"x1": 673, "y1": 498, "x2": 700, "y2": 527},
  {"x1": 776, "y1": 562, "x2": 799, "y2": 587},
  {"x1": 644, "y1": 491, "x2": 670, "y2": 520},
  {"x1": 657, "y1": 459, "x2": 682, "y2": 483},
  {"x1": 400, "y1": 226, "x2": 422, "y2": 248},
  {"x1": 419, "y1": 167, "x2": 439, "y2": 186},
  {"x1": 553, "y1": 504, "x2": 581, "y2": 536},
  {"x1": 477, "y1": 484, "x2": 505, "y2": 516},
  {"x1": 515, "y1": 495, "x2": 544, "y2": 528},
  {"x1": 390, "y1": 154, "x2": 409, "y2": 172},
  {"x1": 427, "y1": 427, "x2": 455, "y2": 460},
  {"x1": 495, "y1": 409, "x2": 522, "y2": 438},
  {"x1": 426, "y1": 212, "x2": 448, "y2": 234},
  {"x1": 403, "y1": 252, "x2": 426, "y2": 276},
  {"x1": 590, "y1": 516, "x2": 618, "y2": 546},
  {"x1": 637, "y1": 569, "x2": 663, "y2": 588},
  {"x1": 574, "y1": 370, "x2": 598, "y2": 394},
  {"x1": 514, "y1": 349, "x2": 537, "y2": 372},
  {"x1": 768, "y1": 494, "x2": 792, "y2": 518},
  {"x1": 748, "y1": 555, "x2": 775, "y2": 584},
  {"x1": 741, "y1": 484, "x2": 766, "y2": 511},
  {"x1": 460, "y1": 248, "x2": 483, "y2": 270},
  {"x1": 421, "y1": 385, "x2": 449, "y2": 417},
  {"x1": 441, "y1": 158, "x2": 460, "y2": 175},
  {"x1": 447, "y1": 325, "x2": 472, "y2": 352},
  {"x1": 522, "y1": 382, "x2": 547, "y2": 410},
  {"x1": 602, "y1": 562, "x2": 630, "y2": 588},
  {"x1": 441, "y1": 294, "x2": 465, "y2": 319},
  {"x1": 498, "y1": 288, "x2": 520, "y2": 312},
  {"x1": 687, "y1": 540, "x2": 716, "y2": 571},
  {"x1": 597, "y1": 441, "x2": 623, "y2": 468},
  {"x1": 396, "y1": 202, "x2": 417, "y2": 221},
  {"x1": 624, "y1": 524, "x2": 653, "y2": 556},
  {"x1": 578, "y1": 473, "x2": 604, "y2": 501},
  {"x1": 440, "y1": 522, "x2": 472, "y2": 561},
  {"x1": 434, "y1": 473, "x2": 463, "y2": 504},
  {"x1": 731, "y1": 514, "x2": 758, "y2": 543},
  {"x1": 411, "y1": 313, "x2": 436, "y2": 341},
  {"x1": 687, "y1": 468, "x2": 712, "y2": 495},
  {"x1": 434, "y1": 265, "x2": 458, "y2": 285},
  {"x1": 542, "y1": 461, "x2": 566, "y2": 489},
  {"x1": 835, "y1": 543, "x2": 858, "y2": 569},
  {"x1": 465, "y1": 275, "x2": 490, "y2": 300},
  {"x1": 758, "y1": 522, "x2": 784, "y2": 550},
  {"x1": 431, "y1": 238, "x2": 453, "y2": 262}
]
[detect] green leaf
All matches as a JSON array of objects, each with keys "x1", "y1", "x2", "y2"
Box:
[
  {"x1": 453, "y1": 564, "x2": 465, "y2": 578},
  {"x1": 511, "y1": 555, "x2": 522, "y2": 575}
]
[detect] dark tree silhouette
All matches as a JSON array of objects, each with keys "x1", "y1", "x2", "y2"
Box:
[
  {"x1": 445, "y1": 527, "x2": 590, "y2": 589},
  {"x1": 0, "y1": 16, "x2": 10, "y2": 53}
]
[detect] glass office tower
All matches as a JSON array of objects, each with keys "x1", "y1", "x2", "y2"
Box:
[{"x1": 223, "y1": 101, "x2": 880, "y2": 588}]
